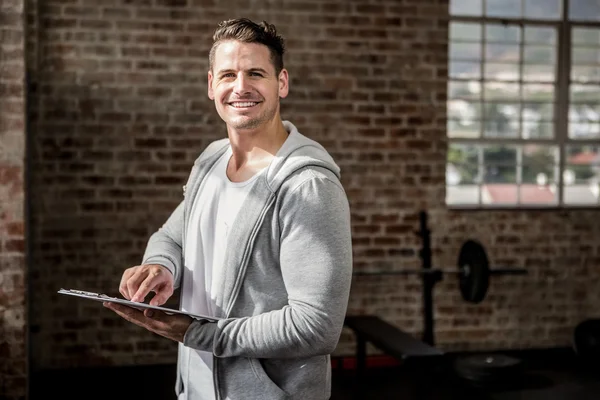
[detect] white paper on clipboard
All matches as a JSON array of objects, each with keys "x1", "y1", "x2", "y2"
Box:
[{"x1": 57, "y1": 288, "x2": 221, "y2": 322}]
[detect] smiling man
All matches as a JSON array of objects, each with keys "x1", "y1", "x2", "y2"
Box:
[{"x1": 104, "y1": 18, "x2": 353, "y2": 400}]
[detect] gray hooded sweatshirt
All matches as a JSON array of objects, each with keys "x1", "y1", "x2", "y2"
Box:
[{"x1": 141, "y1": 121, "x2": 353, "y2": 400}]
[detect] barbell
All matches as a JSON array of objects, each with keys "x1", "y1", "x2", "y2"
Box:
[{"x1": 353, "y1": 239, "x2": 527, "y2": 304}]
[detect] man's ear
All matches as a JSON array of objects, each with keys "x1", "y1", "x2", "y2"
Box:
[
  {"x1": 208, "y1": 70, "x2": 214, "y2": 100},
  {"x1": 278, "y1": 68, "x2": 289, "y2": 99}
]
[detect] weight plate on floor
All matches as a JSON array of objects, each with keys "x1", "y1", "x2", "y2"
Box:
[
  {"x1": 454, "y1": 353, "x2": 522, "y2": 385},
  {"x1": 457, "y1": 240, "x2": 490, "y2": 304}
]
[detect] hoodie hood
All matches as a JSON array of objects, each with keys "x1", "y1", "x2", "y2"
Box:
[
  {"x1": 266, "y1": 120, "x2": 340, "y2": 192},
  {"x1": 193, "y1": 120, "x2": 341, "y2": 193}
]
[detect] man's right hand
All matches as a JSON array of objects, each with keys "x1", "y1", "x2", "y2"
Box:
[{"x1": 119, "y1": 264, "x2": 174, "y2": 306}]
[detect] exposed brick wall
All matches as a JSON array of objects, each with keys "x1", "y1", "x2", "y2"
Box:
[
  {"x1": 22, "y1": 0, "x2": 600, "y2": 380},
  {"x1": 0, "y1": 0, "x2": 27, "y2": 398}
]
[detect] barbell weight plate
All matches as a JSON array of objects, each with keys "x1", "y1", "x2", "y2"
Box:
[{"x1": 457, "y1": 239, "x2": 490, "y2": 304}]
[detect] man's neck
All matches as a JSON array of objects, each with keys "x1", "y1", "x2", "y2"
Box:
[{"x1": 226, "y1": 119, "x2": 288, "y2": 182}]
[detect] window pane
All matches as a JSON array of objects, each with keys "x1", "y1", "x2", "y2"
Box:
[
  {"x1": 484, "y1": 184, "x2": 518, "y2": 204},
  {"x1": 569, "y1": 104, "x2": 600, "y2": 139},
  {"x1": 523, "y1": 45, "x2": 555, "y2": 64},
  {"x1": 566, "y1": 145, "x2": 600, "y2": 172},
  {"x1": 448, "y1": 100, "x2": 482, "y2": 135},
  {"x1": 572, "y1": 28, "x2": 600, "y2": 46},
  {"x1": 524, "y1": 121, "x2": 554, "y2": 139},
  {"x1": 484, "y1": 82, "x2": 520, "y2": 101},
  {"x1": 448, "y1": 118, "x2": 481, "y2": 139},
  {"x1": 523, "y1": 102, "x2": 554, "y2": 121},
  {"x1": 446, "y1": 163, "x2": 480, "y2": 185},
  {"x1": 486, "y1": 24, "x2": 521, "y2": 43},
  {"x1": 522, "y1": 145, "x2": 558, "y2": 182},
  {"x1": 450, "y1": 0, "x2": 483, "y2": 16},
  {"x1": 523, "y1": 64, "x2": 555, "y2": 82},
  {"x1": 524, "y1": 0, "x2": 562, "y2": 20},
  {"x1": 450, "y1": 22, "x2": 482, "y2": 42},
  {"x1": 446, "y1": 186, "x2": 481, "y2": 205},
  {"x1": 519, "y1": 184, "x2": 558, "y2": 204},
  {"x1": 523, "y1": 83, "x2": 555, "y2": 102},
  {"x1": 447, "y1": 143, "x2": 480, "y2": 186},
  {"x1": 486, "y1": 43, "x2": 520, "y2": 62},
  {"x1": 449, "y1": 143, "x2": 480, "y2": 164},
  {"x1": 519, "y1": 145, "x2": 559, "y2": 204},
  {"x1": 572, "y1": 48, "x2": 600, "y2": 65},
  {"x1": 484, "y1": 165, "x2": 517, "y2": 182},
  {"x1": 570, "y1": 84, "x2": 600, "y2": 104},
  {"x1": 450, "y1": 61, "x2": 481, "y2": 79},
  {"x1": 484, "y1": 146, "x2": 517, "y2": 165},
  {"x1": 563, "y1": 145, "x2": 600, "y2": 205},
  {"x1": 483, "y1": 101, "x2": 520, "y2": 120},
  {"x1": 449, "y1": 80, "x2": 481, "y2": 100},
  {"x1": 569, "y1": 0, "x2": 600, "y2": 22},
  {"x1": 485, "y1": 63, "x2": 520, "y2": 81},
  {"x1": 486, "y1": 0, "x2": 522, "y2": 18},
  {"x1": 451, "y1": 41, "x2": 482, "y2": 60},
  {"x1": 525, "y1": 27, "x2": 556, "y2": 45},
  {"x1": 483, "y1": 102, "x2": 519, "y2": 138},
  {"x1": 564, "y1": 185, "x2": 600, "y2": 205},
  {"x1": 571, "y1": 66, "x2": 600, "y2": 83}
]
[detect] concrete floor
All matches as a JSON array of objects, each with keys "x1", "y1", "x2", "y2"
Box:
[{"x1": 31, "y1": 348, "x2": 600, "y2": 400}]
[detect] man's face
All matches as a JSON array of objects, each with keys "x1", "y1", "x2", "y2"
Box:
[{"x1": 208, "y1": 40, "x2": 289, "y2": 131}]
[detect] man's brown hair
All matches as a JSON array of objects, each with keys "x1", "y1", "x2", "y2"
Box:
[{"x1": 209, "y1": 18, "x2": 286, "y2": 75}]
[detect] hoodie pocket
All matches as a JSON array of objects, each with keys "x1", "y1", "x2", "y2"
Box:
[{"x1": 248, "y1": 357, "x2": 288, "y2": 399}]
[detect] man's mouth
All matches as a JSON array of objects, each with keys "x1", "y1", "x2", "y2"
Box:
[{"x1": 228, "y1": 101, "x2": 260, "y2": 108}]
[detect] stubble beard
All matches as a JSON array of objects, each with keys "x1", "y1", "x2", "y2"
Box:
[{"x1": 229, "y1": 103, "x2": 279, "y2": 131}]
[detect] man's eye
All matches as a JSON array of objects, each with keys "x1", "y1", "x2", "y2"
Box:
[
  {"x1": 222, "y1": 73, "x2": 235, "y2": 78},
  {"x1": 249, "y1": 72, "x2": 263, "y2": 77}
]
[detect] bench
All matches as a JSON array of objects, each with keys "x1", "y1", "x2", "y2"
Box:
[{"x1": 344, "y1": 315, "x2": 445, "y2": 379}]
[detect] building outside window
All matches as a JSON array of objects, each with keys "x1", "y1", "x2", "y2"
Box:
[{"x1": 447, "y1": 0, "x2": 600, "y2": 207}]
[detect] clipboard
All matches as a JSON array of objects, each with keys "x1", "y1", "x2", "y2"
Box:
[{"x1": 57, "y1": 288, "x2": 221, "y2": 322}]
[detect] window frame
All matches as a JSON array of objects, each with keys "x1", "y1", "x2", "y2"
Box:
[{"x1": 447, "y1": 0, "x2": 600, "y2": 209}]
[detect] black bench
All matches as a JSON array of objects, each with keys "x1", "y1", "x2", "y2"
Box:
[{"x1": 344, "y1": 315, "x2": 445, "y2": 382}]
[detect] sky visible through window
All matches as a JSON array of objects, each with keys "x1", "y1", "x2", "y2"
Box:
[{"x1": 447, "y1": 0, "x2": 600, "y2": 207}]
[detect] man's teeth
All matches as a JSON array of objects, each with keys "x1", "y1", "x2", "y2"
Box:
[{"x1": 231, "y1": 102, "x2": 257, "y2": 108}]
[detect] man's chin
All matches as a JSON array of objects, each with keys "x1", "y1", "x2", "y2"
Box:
[{"x1": 229, "y1": 117, "x2": 262, "y2": 130}]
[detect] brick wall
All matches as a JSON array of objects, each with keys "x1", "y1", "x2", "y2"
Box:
[
  {"x1": 21, "y1": 0, "x2": 600, "y2": 379},
  {"x1": 0, "y1": 0, "x2": 27, "y2": 398}
]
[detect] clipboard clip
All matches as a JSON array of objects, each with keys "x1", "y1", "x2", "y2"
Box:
[{"x1": 60, "y1": 288, "x2": 117, "y2": 300}]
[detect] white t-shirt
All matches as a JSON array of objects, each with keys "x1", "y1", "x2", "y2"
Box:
[{"x1": 179, "y1": 148, "x2": 263, "y2": 400}]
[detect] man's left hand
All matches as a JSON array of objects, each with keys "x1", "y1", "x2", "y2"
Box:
[{"x1": 103, "y1": 302, "x2": 192, "y2": 343}]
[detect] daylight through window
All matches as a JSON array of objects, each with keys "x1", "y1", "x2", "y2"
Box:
[{"x1": 447, "y1": 0, "x2": 600, "y2": 207}]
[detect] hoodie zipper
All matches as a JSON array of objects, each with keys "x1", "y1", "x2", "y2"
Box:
[
  {"x1": 224, "y1": 193, "x2": 276, "y2": 317},
  {"x1": 212, "y1": 193, "x2": 276, "y2": 400}
]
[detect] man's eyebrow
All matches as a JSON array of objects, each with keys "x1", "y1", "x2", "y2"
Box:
[
  {"x1": 216, "y1": 69, "x2": 235, "y2": 76},
  {"x1": 216, "y1": 68, "x2": 270, "y2": 76},
  {"x1": 248, "y1": 68, "x2": 269, "y2": 74}
]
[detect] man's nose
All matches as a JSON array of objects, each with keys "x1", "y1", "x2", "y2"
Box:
[{"x1": 233, "y1": 75, "x2": 250, "y2": 94}]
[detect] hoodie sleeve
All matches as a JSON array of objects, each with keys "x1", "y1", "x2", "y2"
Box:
[
  {"x1": 141, "y1": 200, "x2": 184, "y2": 288},
  {"x1": 183, "y1": 171, "x2": 353, "y2": 358}
]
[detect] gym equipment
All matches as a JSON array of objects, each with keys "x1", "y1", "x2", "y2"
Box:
[
  {"x1": 573, "y1": 319, "x2": 600, "y2": 365},
  {"x1": 453, "y1": 353, "x2": 523, "y2": 388},
  {"x1": 352, "y1": 210, "x2": 528, "y2": 346},
  {"x1": 353, "y1": 212, "x2": 527, "y2": 304}
]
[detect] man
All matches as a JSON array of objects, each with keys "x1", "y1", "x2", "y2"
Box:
[{"x1": 104, "y1": 18, "x2": 353, "y2": 400}]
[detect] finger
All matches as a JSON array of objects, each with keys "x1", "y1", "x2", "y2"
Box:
[
  {"x1": 119, "y1": 268, "x2": 136, "y2": 299},
  {"x1": 126, "y1": 268, "x2": 149, "y2": 302},
  {"x1": 131, "y1": 270, "x2": 162, "y2": 303},
  {"x1": 149, "y1": 282, "x2": 174, "y2": 306}
]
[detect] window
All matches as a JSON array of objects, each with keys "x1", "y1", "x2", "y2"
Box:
[{"x1": 447, "y1": 0, "x2": 600, "y2": 207}]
